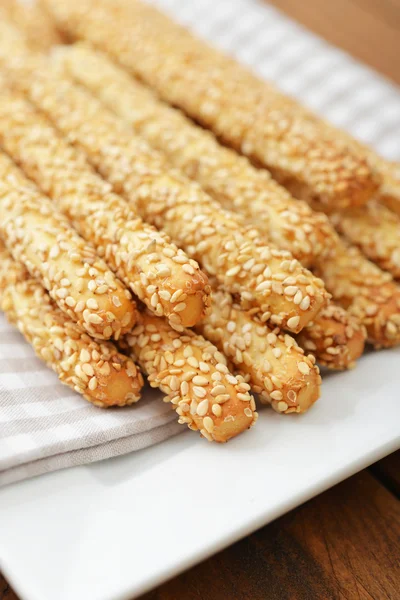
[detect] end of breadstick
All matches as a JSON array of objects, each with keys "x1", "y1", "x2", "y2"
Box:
[
  {"x1": 77, "y1": 346, "x2": 144, "y2": 407},
  {"x1": 298, "y1": 303, "x2": 366, "y2": 370},
  {"x1": 199, "y1": 287, "x2": 321, "y2": 414},
  {"x1": 271, "y1": 141, "x2": 380, "y2": 213},
  {"x1": 331, "y1": 200, "x2": 400, "y2": 280},
  {"x1": 125, "y1": 311, "x2": 257, "y2": 442},
  {"x1": 164, "y1": 265, "x2": 211, "y2": 329},
  {"x1": 350, "y1": 285, "x2": 400, "y2": 348},
  {"x1": 257, "y1": 349, "x2": 321, "y2": 414},
  {"x1": 0, "y1": 247, "x2": 144, "y2": 407},
  {"x1": 239, "y1": 242, "x2": 330, "y2": 333}
]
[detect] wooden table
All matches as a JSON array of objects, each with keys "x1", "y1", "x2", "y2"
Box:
[{"x1": 1, "y1": 1, "x2": 400, "y2": 599}]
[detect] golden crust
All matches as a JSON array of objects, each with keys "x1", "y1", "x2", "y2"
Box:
[
  {"x1": 52, "y1": 48, "x2": 365, "y2": 368},
  {"x1": 0, "y1": 153, "x2": 137, "y2": 339},
  {"x1": 42, "y1": 0, "x2": 380, "y2": 211},
  {"x1": 51, "y1": 48, "x2": 365, "y2": 369},
  {"x1": 0, "y1": 242, "x2": 143, "y2": 407},
  {"x1": 54, "y1": 43, "x2": 338, "y2": 267},
  {"x1": 297, "y1": 302, "x2": 366, "y2": 370},
  {"x1": 245, "y1": 73, "x2": 400, "y2": 219},
  {"x1": 331, "y1": 200, "x2": 400, "y2": 279},
  {"x1": 198, "y1": 287, "x2": 321, "y2": 414},
  {"x1": 124, "y1": 311, "x2": 257, "y2": 443},
  {"x1": 0, "y1": 87, "x2": 210, "y2": 329},
  {"x1": 314, "y1": 241, "x2": 400, "y2": 348},
  {"x1": 3, "y1": 59, "x2": 329, "y2": 333},
  {"x1": 0, "y1": 0, "x2": 62, "y2": 52}
]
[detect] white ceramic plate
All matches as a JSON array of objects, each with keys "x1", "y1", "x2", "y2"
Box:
[
  {"x1": 1, "y1": 348, "x2": 400, "y2": 600},
  {"x1": 1, "y1": 0, "x2": 400, "y2": 599}
]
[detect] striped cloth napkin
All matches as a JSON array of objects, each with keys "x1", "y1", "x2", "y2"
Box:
[
  {"x1": 1, "y1": 0, "x2": 400, "y2": 487},
  {"x1": 0, "y1": 315, "x2": 181, "y2": 487}
]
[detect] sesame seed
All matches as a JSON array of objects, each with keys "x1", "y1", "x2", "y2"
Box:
[
  {"x1": 66, "y1": 296, "x2": 76, "y2": 307},
  {"x1": 174, "y1": 302, "x2": 187, "y2": 312},
  {"x1": 199, "y1": 361, "x2": 210, "y2": 373},
  {"x1": 187, "y1": 356, "x2": 199, "y2": 368},
  {"x1": 89, "y1": 314, "x2": 103, "y2": 324},
  {"x1": 86, "y1": 298, "x2": 99, "y2": 310},
  {"x1": 298, "y1": 361, "x2": 310, "y2": 375},
  {"x1": 80, "y1": 349, "x2": 91, "y2": 363},
  {"x1": 215, "y1": 394, "x2": 230, "y2": 403},
  {"x1": 284, "y1": 286, "x2": 298, "y2": 296},
  {"x1": 183, "y1": 346, "x2": 193, "y2": 358},
  {"x1": 169, "y1": 375, "x2": 179, "y2": 391},
  {"x1": 192, "y1": 375, "x2": 209, "y2": 386},
  {"x1": 82, "y1": 363, "x2": 94, "y2": 377},
  {"x1": 75, "y1": 300, "x2": 85, "y2": 313},
  {"x1": 196, "y1": 399, "x2": 209, "y2": 416},
  {"x1": 212, "y1": 404, "x2": 222, "y2": 417},
  {"x1": 294, "y1": 290, "x2": 303, "y2": 305},
  {"x1": 227, "y1": 320, "x2": 236, "y2": 333},
  {"x1": 300, "y1": 296, "x2": 311, "y2": 311},
  {"x1": 159, "y1": 290, "x2": 172, "y2": 301},
  {"x1": 98, "y1": 361, "x2": 111, "y2": 376},
  {"x1": 170, "y1": 289, "x2": 183, "y2": 303},
  {"x1": 88, "y1": 377, "x2": 98, "y2": 391},
  {"x1": 193, "y1": 386, "x2": 207, "y2": 398},
  {"x1": 256, "y1": 281, "x2": 271, "y2": 292},
  {"x1": 211, "y1": 384, "x2": 227, "y2": 396},
  {"x1": 56, "y1": 287, "x2": 68, "y2": 299},
  {"x1": 263, "y1": 360, "x2": 271, "y2": 373},
  {"x1": 226, "y1": 265, "x2": 241, "y2": 277},
  {"x1": 287, "y1": 316, "x2": 300, "y2": 330},
  {"x1": 203, "y1": 416, "x2": 214, "y2": 433},
  {"x1": 96, "y1": 284, "x2": 109, "y2": 294},
  {"x1": 112, "y1": 295, "x2": 122, "y2": 307}
]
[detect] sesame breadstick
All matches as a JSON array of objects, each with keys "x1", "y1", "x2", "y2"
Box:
[
  {"x1": 197, "y1": 286, "x2": 321, "y2": 413},
  {"x1": 54, "y1": 43, "x2": 338, "y2": 267},
  {"x1": 42, "y1": 0, "x2": 380, "y2": 212},
  {"x1": 319, "y1": 123, "x2": 400, "y2": 217},
  {"x1": 330, "y1": 200, "x2": 400, "y2": 279},
  {"x1": 124, "y1": 311, "x2": 257, "y2": 443},
  {"x1": 259, "y1": 88, "x2": 400, "y2": 217},
  {"x1": 0, "y1": 0, "x2": 62, "y2": 52},
  {"x1": 297, "y1": 302, "x2": 366, "y2": 370},
  {"x1": 51, "y1": 49, "x2": 367, "y2": 368},
  {"x1": 0, "y1": 153, "x2": 136, "y2": 339},
  {"x1": 0, "y1": 241, "x2": 143, "y2": 407},
  {"x1": 0, "y1": 88, "x2": 210, "y2": 329},
  {"x1": 8, "y1": 63, "x2": 329, "y2": 333},
  {"x1": 314, "y1": 241, "x2": 400, "y2": 348}
]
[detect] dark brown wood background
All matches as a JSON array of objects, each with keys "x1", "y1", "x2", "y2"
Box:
[
  {"x1": 268, "y1": 0, "x2": 400, "y2": 85},
  {"x1": 1, "y1": 1, "x2": 399, "y2": 599}
]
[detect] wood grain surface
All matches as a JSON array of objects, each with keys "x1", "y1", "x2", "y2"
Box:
[
  {"x1": 140, "y1": 460, "x2": 400, "y2": 600},
  {"x1": 268, "y1": 0, "x2": 400, "y2": 85},
  {"x1": 1, "y1": 1, "x2": 400, "y2": 599}
]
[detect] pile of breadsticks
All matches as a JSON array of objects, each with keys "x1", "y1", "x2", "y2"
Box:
[{"x1": 0, "y1": 0, "x2": 399, "y2": 443}]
